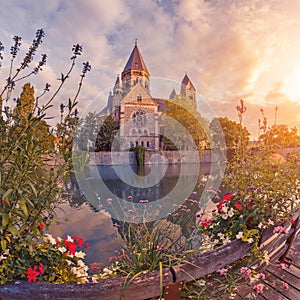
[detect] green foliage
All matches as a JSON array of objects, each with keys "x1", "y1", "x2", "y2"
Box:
[
  {"x1": 259, "y1": 124, "x2": 300, "y2": 149},
  {"x1": 0, "y1": 29, "x2": 90, "y2": 284},
  {"x1": 210, "y1": 116, "x2": 250, "y2": 151},
  {"x1": 94, "y1": 114, "x2": 119, "y2": 151},
  {"x1": 130, "y1": 145, "x2": 146, "y2": 165},
  {"x1": 162, "y1": 95, "x2": 211, "y2": 150}
]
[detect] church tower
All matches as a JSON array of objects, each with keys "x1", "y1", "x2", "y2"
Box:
[
  {"x1": 121, "y1": 40, "x2": 150, "y2": 95},
  {"x1": 180, "y1": 73, "x2": 196, "y2": 108}
]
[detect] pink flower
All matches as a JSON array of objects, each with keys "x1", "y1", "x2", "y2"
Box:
[
  {"x1": 281, "y1": 281, "x2": 289, "y2": 290},
  {"x1": 258, "y1": 273, "x2": 265, "y2": 280},
  {"x1": 219, "y1": 268, "x2": 228, "y2": 275},
  {"x1": 207, "y1": 282, "x2": 213, "y2": 286},
  {"x1": 273, "y1": 226, "x2": 288, "y2": 234},
  {"x1": 85, "y1": 242, "x2": 90, "y2": 249},
  {"x1": 106, "y1": 198, "x2": 113, "y2": 204},
  {"x1": 279, "y1": 263, "x2": 287, "y2": 269},
  {"x1": 253, "y1": 283, "x2": 265, "y2": 294},
  {"x1": 240, "y1": 267, "x2": 252, "y2": 279}
]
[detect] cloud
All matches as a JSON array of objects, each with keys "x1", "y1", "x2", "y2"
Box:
[{"x1": 0, "y1": 0, "x2": 299, "y2": 137}]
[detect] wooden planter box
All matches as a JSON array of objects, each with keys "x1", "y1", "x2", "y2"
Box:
[{"x1": 0, "y1": 212, "x2": 298, "y2": 300}]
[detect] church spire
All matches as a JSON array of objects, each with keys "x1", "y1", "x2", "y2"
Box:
[{"x1": 121, "y1": 42, "x2": 150, "y2": 93}]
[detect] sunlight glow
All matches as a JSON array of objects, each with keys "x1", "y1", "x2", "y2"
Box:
[{"x1": 282, "y1": 66, "x2": 300, "y2": 102}]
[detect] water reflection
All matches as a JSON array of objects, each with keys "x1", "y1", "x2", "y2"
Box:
[{"x1": 50, "y1": 163, "x2": 216, "y2": 265}]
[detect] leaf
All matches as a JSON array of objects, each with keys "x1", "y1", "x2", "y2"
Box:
[
  {"x1": 8, "y1": 225, "x2": 19, "y2": 236},
  {"x1": 1, "y1": 213, "x2": 9, "y2": 227},
  {"x1": 1, "y1": 239, "x2": 6, "y2": 251},
  {"x1": 2, "y1": 188, "x2": 13, "y2": 200},
  {"x1": 27, "y1": 181, "x2": 37, "y2": 197}
]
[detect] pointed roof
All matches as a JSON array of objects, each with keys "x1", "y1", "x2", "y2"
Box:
[
  {"x1": 123, "y1": 43, "x2": 150, "y2": 74},
  {"x1": 114, "y1": 74, "x2": 120, "y2": 86},
  {"x1": 181, "y1": 73, "x2": 195, "y2": 90},
  {"x1": 169, "y1": 88, "x2": 177, "y2": 99}
]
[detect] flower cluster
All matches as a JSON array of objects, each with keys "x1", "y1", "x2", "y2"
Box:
[{"x1": 197, "y1": 192, "x2": 259, "y2": 247}]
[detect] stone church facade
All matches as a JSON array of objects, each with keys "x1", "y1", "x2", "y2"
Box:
[{"x1": 104, "y1": 42, "x2": 196, "y2": 151}]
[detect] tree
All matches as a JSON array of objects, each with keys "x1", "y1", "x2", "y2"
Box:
[
  {"x1": 13, "y1": 83, "x2": 54, "y2": 152},
  {"x1": 95, "y1": 114, "x2": 119, "y2": 151},
  {"x1": 210, "y1": 117, "x2": 250, "y2": 150},
  {"x1": 259, "y1": 124, "x2": 300, "y2": 149},
  {"x1": 162, "y1": 95, "x2": 211, "y2": 150}
]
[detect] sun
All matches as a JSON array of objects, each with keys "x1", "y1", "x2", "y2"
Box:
[{"x1": 282, "y1": 66, "x2": 300, "y2": 102}]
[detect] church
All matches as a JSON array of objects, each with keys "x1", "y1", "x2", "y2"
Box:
[{"x1": 104, "y1": 41, "x2": 197, "y2": 151}]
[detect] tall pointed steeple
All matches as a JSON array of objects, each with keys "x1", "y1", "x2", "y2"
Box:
[
  {"x1": 180, "y1": 73, "x2": 196, "y2": 107},
  {"x1": 121, "y1": 41, "x2": 150, "y2": 93}
]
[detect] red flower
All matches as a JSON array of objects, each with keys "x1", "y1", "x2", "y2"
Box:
[
  {"x1": 223, "y1": 193, "x2": 233, "y2": 201},
  {"x1": 85, "y1": 242, "x2": 90, "y2": 249},
  {"x1": 64, "y1": 240, "x2": 77, "y2": 255},
  {"x1": 78, "y1": 238, "x2": 84, "y2": 247},
  {"x1": 39, "y1": 222, "x2": 44, "y2": 230},
  {"x1": 39, "y1": 264, "x2": 45, "y2": 275},
  {"x1": 201, "y1": 218, "x2": 212, "y2": 228},
  {"x1": 217, "y1": 201, "x2": 224, "y2": 212},
  {"x1": 26, "y1": 266, "x2": 40, "y2": 282},
  {"x1": 235, "y1": 202, "x2": 243, "y2": 210}
]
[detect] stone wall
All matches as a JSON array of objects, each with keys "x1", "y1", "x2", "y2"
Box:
[{"x1": 88, "y1": 150, "x2": 220, "y2": 165}]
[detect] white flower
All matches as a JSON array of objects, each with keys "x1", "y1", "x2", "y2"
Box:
[
  {"x1": 267, "y1": 219, "x2": 274, "y2": 226},
  {"x1": 217, "y1": 233, "x2": 224, "y2": 238},
  {"x1": 247, "y1": 238, "x2": 254, "y2": 244},
  {"x1": 197, "y1": 279, "x2": 206, "y2": 286},
  {"x1": 222, "y1": 213, "x2": 228, "y2": 220},
  {"x1": 91, "y1": 275, "x2": 99, "y2": 283},
  {"x1": 58, "y1": 246, "x2": 67, "y2": 253},
  {"x1": 75, "y1": 251, "x2": 86, "y2": 259},
  {"x1": 222, "y1": 237, "x2": 230, "y2": 245},
  {"x1": 66, "y1": 235, "x2": 74, "y2": 242},
  {"x1": 236, "y1": 232, "x2": 244, "y2": 239},
  {"x1": 228, "y1": 208, "x2": 234, "y2": 217},
  {"x1": 43, "y1": 233, "x2": 56, "y2": 245},
  {"x1": 0, "y1": 249, "x2": 9, "y2": 261}
]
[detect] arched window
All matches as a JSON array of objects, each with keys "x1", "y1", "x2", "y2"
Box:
[
  {"x1": 146, "y1": 141, "x2": 150, "y2": 148},
  {"x1": 135, "y1": 141, "x2": 138, "y2": 146},
  {"x1": 137, "y1": 93, "x2": 142, "y2": 101},
  {"x1": 141, "y1": 141, "x2": 144, "y2": 147}
]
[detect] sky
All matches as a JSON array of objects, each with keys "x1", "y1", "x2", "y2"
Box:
[{"x1": 0, "y1": 0, "x2": 300, "y2": 139}]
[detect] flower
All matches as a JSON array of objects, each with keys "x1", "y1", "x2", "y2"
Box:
[
  {"x1": 281, "y1": 281, "x2": 289, "y2": 290},
  {"x1": 240, "y1": 267, "x2": 252, "y2": 279},
  {"x1": 223, "y1": 193, "x2": 233, "y2": 201},
  {"x1": 200, "y1": 218, "x2": 212, "y2": 228},
  {"x1": 43, "y1": 234, "x2": 56, "y2": 245},
  {"x1": 85, "y1": 242, "x2": 90, "y2": 249},
  {"x1": 236, "y1": 232, "x2": 243, "y2": 239},
  {"x1": 39, "y1": 264, "x2": 45, "y2": 275},
  {"x1": 26, "y1": 266, "x2": 40, "y2": 282},
  {"x1": 253, "y1": 283, "x2": 265, "y2": 294},
  {"x1": 258, "y1": 273, "x2": 265, "y2": 280},
  {"x1": 235, "y1": 202, "x2": 243, "y2": 210},
  {"x1": 39, "y1": 222, "x2": 44, "y2": 230},
  {"x1": 219, "y1": 268, "x2": 228, "y2": 275},
  {"x1": 273, "y1": 226, "x2": 288, "y2": 234}
]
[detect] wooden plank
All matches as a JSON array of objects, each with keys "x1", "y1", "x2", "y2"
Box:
[
  {"x1": 267, "y1": 264, "x2": 300, "y2": 290},
  {"x1": 286, "y1": 248, "x2": 300, "y2": 268},
  {"x1": 264, "y1": 270, "x2": 300, "y2": 300},
  {"x1": 260, "y1": 280, "x2": 290, "y2": 300},
  {"x1": 284, "y1": 263, "x2": 300, "y2": 279}
]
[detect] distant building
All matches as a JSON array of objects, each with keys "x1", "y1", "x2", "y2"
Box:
[{"x1": 103, "y1": 41, "x2": 196, "y2": 150}]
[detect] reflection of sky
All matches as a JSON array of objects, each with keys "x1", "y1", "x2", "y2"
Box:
[{"x1": 49, "y1": 203, "x2": 118, "y2": 265}]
